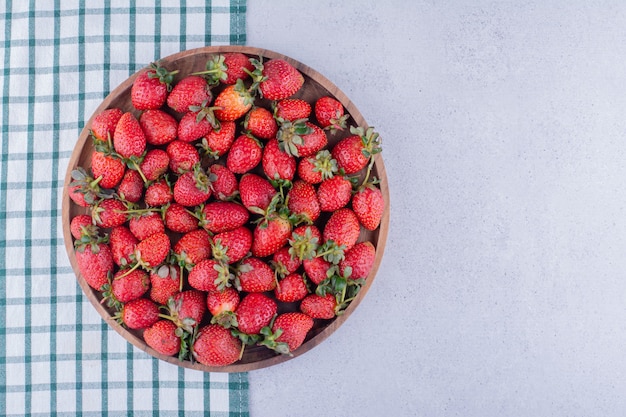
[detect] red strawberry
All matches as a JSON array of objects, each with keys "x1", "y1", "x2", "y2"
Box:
[
  {"x1": 109, "y1": 225, "x2": 138, "y2": 267},
  {"x1": 317, "y1": 175, "x2": 352, "y2": 212},
  {"x1": 139, "y1": 148, "x2": 169, "y2": 181},
  {"x1": 270, "y1": 312, "x2": 314, "y2": 352},
  {"x1": 111, "y1": 268, "x2": 150, "y2": 303},
  {"x1": 68, "y1": 168, "x2": 103, "y2": 207},
  {"x1": 244, "y1": 106, "x2": 278, "y2": 139},
  {"x1": 91, "y1": 108, "x2": 123, "y2": 142},
  {"x1": 165, "y1": 290, "x2": 207, "y2": 331},
  {"x1": 70, "y1": 214, "x2": 95, "y2": 240},
  {"x1": 192, "y1": 324, "x2": 242, "y2": 367},
  {"x1": 149, "y1": 265, "x2": 181, "y2": 304},
  {"x1": 139, "y1": 109, "x2": 178, "y2": 146},
  {"x1": 198, "y1": 201, "x2": 249, "y2": 234},
  {"x1": 323, "y1": 208, "x2": 360, "y2": 251},
  {"x1": 287, "y1": 180, "x2": 320, "y2": 223},
  {"x1": 238, "y1": 173, "x2": 277, "y2": 212},
  {"x1": 131, "y1": 63, "x2": 177, "y2": 110},
  {"x1": 173, "y1": 165, "x2": 212, "y2": 207},
  {"x1": 196, "y1": 52, "x2": 254, "y2": 85},
  {"x1": 167, "y1": 75, "x2": 212, "y2": 113},
  {"x1": 91, "y1": 151, "x2": 125, "y2": 189},
  {"x1": 288, "y1": 225, "x2": 321, "y2": 262},
  {"x1": 214, "y1": 81, "x2": 254, "y2": 122},
  {"x1": 166, "y1": 140, "x2": 201, "y2": 174},
  {"x1": 236, "y1": 257, "x2": 276, "y2": 293},
  {"x1": 134, "y1": 232, "x2": 171, "y2": 268},
  {"x1": 314, "y1": 96, "x2": 348, "y2": 132},
  {"x1": 173, "y1": 229, "x2": 212, "y2": 267},
  {"x1": 188, "y1": 258, "x2": 226, "y2": 292},
  {"x1": 235, "y1": 292, "x2": 277, "y2": 335},
  {"x1": 273, "y1": 99, "x2": 311, "y2": 121},
  {"x1": 331, "y1": 126, "x2": 381, "y2": 174},
  {"x1": 177, "y1": 109, "x2": 214, "y2": 143},
  {"x1": 226, "y1": 134, "x2": 262, "y2": 174},
  {"x1": 91, "y1": 198, "x2": 127, "y2": 228},
  {"x1": 144, "y1": 178, "x2": 173, "y2": 207},
  {"x1": 164, "y1": 203, "x2": 198, "y2": 233},
  {"x1": 75, "y1": 241, "x2": 114, "y2": 291},
  {"x1": 207, "y1": 287, "x2": 239, "y2": 328},
  {"x1": 271, "y1": 246, "x2": 301, "y2": 278},
  {"x1": 300, "y1": 293, "x2": 336, "y2": 319},
  {"x1": 200, "y1": 120, "x2": 236, "y2": 158},
  {"x1": 251, "y1": 214, "x2": 292, "y2": 258},
  {"x1": 208, "y1": 164, "x2": 239, "y2": 201},
  {"x1": 117, "y1": 169, "x2": 143, "y2": 203},
  {"x1": 144, "y1": 319, "x2": 181, "y2": 356},
  {"x1": 352, "y1": 185, "x2": 384, "y2": 231},
  {"x1": 339, "y1": 241, "x2": 376, "y2": 280},
  {"x1": 256, "y1": 59, "x2": 304, "y2": 100},
  {"x1": 262, "y1": 138, "x2": 296, "y2": 181},
  {"x1": 277, "y1": 120, "x2": 327, "y2": 158},
  {"x1": 297, "y1": 149, "x2": 337, "y2": 185},
  {"x1": 302, "y1": 256, "x2": 332, "y2": 285},
  {"x1": 128, "y1": 211, "x2": 164, "y2": 240},
  {"x1": 211, "y1": 226, "x2": 253, "y2": 265},
  {"x1": 113, "y1": 112, "x2": 146, "y2": 159},
  {"x1": 120, "y1": 298, "x2": 160, "y2": 329},
  {"x1": 274, "y1": 273, "x2": 308, "y2": 303}
]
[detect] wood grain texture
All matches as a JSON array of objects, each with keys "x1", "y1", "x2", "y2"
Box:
[{"x1": 62, "y1": 46, "x2": 389, "y2": 372}]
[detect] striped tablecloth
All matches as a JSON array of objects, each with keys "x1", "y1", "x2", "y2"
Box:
[{"x1": 0, "y1": 1, "x2": 249, "y2": 415}]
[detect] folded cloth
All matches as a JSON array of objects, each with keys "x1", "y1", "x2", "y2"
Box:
[{"x1": 0, "y1": 1, "x2": 248, "y2": 415}]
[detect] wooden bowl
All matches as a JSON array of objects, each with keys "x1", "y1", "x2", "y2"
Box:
[{"x1": 62, "y1": 46, "x2": 389, "y2": 372}]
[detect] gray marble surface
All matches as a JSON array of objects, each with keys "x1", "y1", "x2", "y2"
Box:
[{"x1": 246, "y1": 1, "x2": 626, "y2": 415}]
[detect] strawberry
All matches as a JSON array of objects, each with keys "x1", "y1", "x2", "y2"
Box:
[
  {"x1": 244, "y1": 106, "x2": 277, "y2": 139},
  {"x1": 255, "y1": 58, "x2": 304, "y2": 100},
  {"x1": 235, "y1": 292, "x2": 277, "y2": 335},
  {"x1": 164, "y1": 203, "x2": 198, "y2": 233},
  {"x1": 173, "y1": 229, "x2": 212, "y2": 268},
  {"x1": 139, "y1": 149, "x2": 169, "y2": 181},
  {"x1": 226, "y1": 134, "x2": 263, "y2": 174},
  {"x1": 144, "y1": 319, "x2": 181, "y2": 356},
  {"x1": 236, "y1": 257, "x2": 276, "y2": 293},
  {"x1": 331, "y1": 126, "x2": 381, "y2": 174},
  {"x1": 117, "y1": 169, "x2": 143, "y2": 203},
  {"x1": 91, "y1": 198, "x2": 127, "y2": 228},
  {"x1": 274, "y1": 273, "x2": 308, "y2": 303},
  {"x1": 131, "y1": 62, "x2": 177, "y2": 110},
  {"x1": 70, "y1": 214, "x2": 95, "y2": 240},
  {"x1": 214, "y1": 81, "x2": 254, "y2": 122},
  {"x1": 111, "y1": 268, "x2": 150, "y2": 303},
  {"x1": 198, "y1": 201, "x2": 249, "y2": 234},
  {"x1": 167, "y1": 75, "x2": 212, "y2": 113},
  {"x1": 199, "y1": 120, "x2": 236, "y2": 158},
  {"x1": 288, "y1": 225, "x2": 321, "y2": 262},
  {"x1": 207, "y1": 287, "x2": 239, "y2": 328},
  {"x1": 173, "y1": 165, "x2": 212, "y2": 207},
  {"x1": 75, "y1": 241, "x2": 114, "y2": 291},
  {"x1": 302, "y1": 256, "x2": 332, "y2": 285},
  {"x1": 144, "y1": 178, "x2": 173, "y2": 207},
  {"x1": 287, "y1": 180, "x2": 320, "y2": 224},
  {"x1": 149, "y1": 264, "x2": 181, "y2": 304},
  {"x1": 188, "y1": 258, "x2": 228, "y2": 292},
  {"x1": 238, "y1": 173, "x2": 276, "y2": 212},
  {"x1": 139, "y1": 109, "x2": 178, "y2": 146},
  {"x1": 119, "y1": 297, "x2": 160, "y2": 329},
  {"x1": 91, "y1": 151, "x2": 125, "y2": 189},
  {"x1": 128, "y1": 211, "x2": 164, "y2": 240},
  {"x1": 262, "y1": 138, "x2": 296, "y2": 181},
  {"x1": 300, "y1": 293, "x2": 336, "y2": 319},
  {"x1": 166, "y1": 140, "x2": 201, "y2": 174},
  {"x1": 211, "y1": 226, "x2": 253, "y2": 265},
  {"x1": 113, "y1": 112, "x2": 146, "y2": 159},
  {"x1": 68, "y1": 167, "x2": 106, "y2": 207},
  {"x1": 273, "y1": 99, "x2": 311, "y2": 121},
  {"x1": 91, "y1": 108, "x2": 123, "y2": 142},
  {"x1": 297, "y1": 149, "x2": 337, "y2": 185},
  {"x1": 251, "y1": 214, "x2": 292, "y2": 258},
  {"x1": 271, "y1": 246, "x2": 301, "y2": 278},
  {"x1": 165, "y1": 290, "x2": 207, "y2": 331},
  {"x1": 266, "y1": 312, "x2": 314, "y2": 352},
  {"x1": 339, "y1": 241, "x2": 376, "y2": 280},
  {"x1": 317, "y1": 175, "x2": 352, "y2": 212},
  {"x1": 134, "y1": 232, "x2": 171, "y2": 268},
  {"x1": 109, "y1": 225, "x2": 138, "y2": 267},
  {"x1": 196, "y1": 52, "x2": 254, "y2": 85},
  {"x1": 192, "y1": 324, "x2": 242, "y2": 367},
  {"x1": 208, "y1": 164, "x2": 239, "y2": 201},
  {"x1": 323, "y1": 208, "x2": 360, "y2": 251},
  {"x1": 314, "y1": 96, "x2": 348, "y2": 132},
  {"x1": 177, "y1": 109, "x2": 214, "y2": 143},
  {"x1": 277, "y1": 120, "x2": 327, "y2": 158}
]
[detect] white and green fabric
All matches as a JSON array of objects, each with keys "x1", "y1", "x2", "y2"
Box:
[{"x1": 0, "y1": 1, "x2": 248, "y2": 415}]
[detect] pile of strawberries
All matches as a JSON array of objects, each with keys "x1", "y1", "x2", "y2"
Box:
[{"x1": 68, "y1": 52, "x2": 384, "y2": 367}]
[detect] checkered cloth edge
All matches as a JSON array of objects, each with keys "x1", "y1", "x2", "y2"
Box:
[{"x1": 0, "y1": 1, "x2": 248, "y2": 415}]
